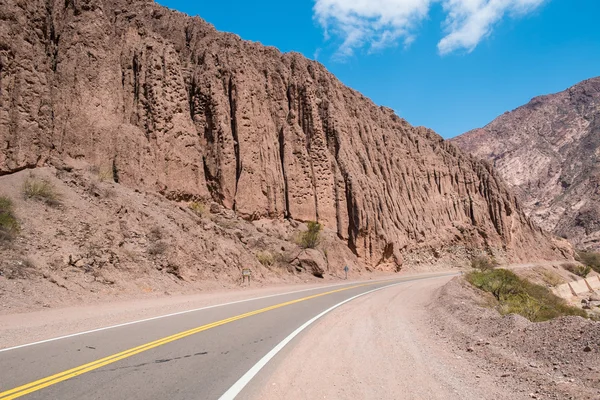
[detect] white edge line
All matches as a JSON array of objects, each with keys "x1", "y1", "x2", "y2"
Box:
[
  {"x1": 0, "y1": 278, "x2": 401, "y2": 354},
  {"x1": 218, "y1": 275, "x2": 454, "y2": 400}
]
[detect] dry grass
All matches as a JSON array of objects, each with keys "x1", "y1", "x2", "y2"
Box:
[
  {"x1": 0, "y1": 196, "x2": 19, "y2": 243},
  {"x1": 577, "y1": 251, "x2": 600, "y2": 273},
  {"x1": 471, "y1": 255, "x2": 499, "y2": 271},
  {"x1": 562, "y1": 262, "x2": 592, "y2": 278},
  {"x1": 147, "y1": 241, "x2": 168, "y2": 256},
  {"x1": 22, "y1": 177, "x2": 61, "y2": 206},
  {"x1": 541, "y1": 270, "x2": 564, "y2": 286},
  {"x1": 189, "y1": 201, "x2": 206, "y2": 217}
]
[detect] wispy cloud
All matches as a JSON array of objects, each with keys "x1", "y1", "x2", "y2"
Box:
[{"x1": 313, "y1": 0, "x2": 547, "y2": 57}]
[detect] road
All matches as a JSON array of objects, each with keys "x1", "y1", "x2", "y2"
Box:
[{"x1": 0, "y1": 273, "x2": 456, "y2": 400}]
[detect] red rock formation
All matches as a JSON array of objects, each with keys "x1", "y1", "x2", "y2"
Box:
[{"x1": 0, "y1": 0, "x2": 568, "y2": 267}]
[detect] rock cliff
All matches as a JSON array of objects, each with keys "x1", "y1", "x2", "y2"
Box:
[
  {"x1": 453, "y1": 77, "x2": 600, "y2": 251},
  {"x1": 0, "y1": 0, "x2": 568, "y2": 267}
]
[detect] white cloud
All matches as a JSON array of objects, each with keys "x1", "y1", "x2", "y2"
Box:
[{"x1": 313, "y1": 0, "x2": 547, "y2": 56}]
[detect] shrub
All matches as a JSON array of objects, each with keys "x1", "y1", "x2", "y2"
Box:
[
  {"x1": 577, "y1": 251, "x2": 600, "y2": 273},
  {"x1": 189, "y1": 201, "x2": 206, "y2": 217},
  {"x1": 0, "y1": 196, "x2": 19, "y2": 242},
  {"x1": 470, "y1": 255, "x2": 499, "y2": 271},
  {"x1": 147, "y1": 241, "x2": 168, "y2": 256},
  {"x1": 22, "y1": 177, "x2": 61, "y2": 206},
  {"x1": 97, "y1": 166, "x2": 114, "y2": 182},
  {"x1": 563, "y1": 262, "x2": 592, "y2": 278},
  {"x1": 256, "y1": 251, "x2": 275, "y2": 266},
  {"x1": 466, "y1": 269, "x2": 587, "y2": 322},
  {"x1": 297, "y1": 221, "x2": 322, "y2": 249}
]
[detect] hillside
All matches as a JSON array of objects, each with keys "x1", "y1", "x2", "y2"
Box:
[
  {"x1": 0, "y1": 0, "x2": 571, "y2": 305},
  {"x1": 453, "y1": 77, "x2": 600, "y2": 250}
]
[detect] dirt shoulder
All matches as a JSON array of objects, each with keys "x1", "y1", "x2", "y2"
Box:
[{"x1": 430, "y1": 278, "x2": 600, "y2": 400}]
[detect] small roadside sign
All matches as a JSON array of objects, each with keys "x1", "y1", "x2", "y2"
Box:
[
  {"x1": 344, "y1": 265, "x2": 349, "y2": 280},
  {"x1": 242, "y1": 268, "x2": 251, "y2": 284}
]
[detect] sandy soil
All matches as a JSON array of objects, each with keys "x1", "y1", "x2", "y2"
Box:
[{"x1": 249, "y1": 275, "x2": 524, "y2": 400}]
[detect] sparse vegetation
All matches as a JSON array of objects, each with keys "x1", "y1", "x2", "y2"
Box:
[
  {"x1": 147, "y1": 241, "x2": 168, "y2": 256},
  {"x1": 256, "y1": 250, "x2": 275, "y2": 266},
  {"x1": 1, "y1": 258, "x2": 35, "y2": 279},
  {"x1": 0, "y1": 196, "x2": 19, "y2": 242},
  {"x1": 22, "y1": 176, "x2": 61, "y2": 206},
  {"x1": 189, "y1": 201, "x2": 206, "y2": 217},
  {"x1": 147, "y1": 226, "x2": 167, "y2": 255},
  {"x1": 576, "y1": 251, "x2": 600, "y2": 273},
  {"x1": 255, "y1": 250, "x2": 285, "y2": 267},
  {"x1": 562, "y1": 262, "x2": 592, "y2": 278},
  {"x1": 471, "y1": 255, "x2": 499, "y2": 271},
  {"x1": 541, "y1": 270, "x2": 564, "y2": 286},
  {"x1": 97, "y1": 166, "x2": 114, "y2": 182},
  {"x1": 297, "y1": 221, "x2": 322, "y2": 249},
  {"x1": 466, "y1": 269, "x2": 587, "y2": 322}
]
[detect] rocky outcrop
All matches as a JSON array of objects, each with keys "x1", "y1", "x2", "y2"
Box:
[
  {"x1": 0, "y1": 0, "x2": 568, "y2": 267},
  {"x1": 453, "y1": 77, "x2": 600, "y2": 251}
]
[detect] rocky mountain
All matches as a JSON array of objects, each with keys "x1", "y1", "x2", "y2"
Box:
[
  {"x1": 453, "y1": 78, "x2": 600, "y2": 251},
  {"x1": 0, "y1": 0, "x2": 568, "y2": 273}
]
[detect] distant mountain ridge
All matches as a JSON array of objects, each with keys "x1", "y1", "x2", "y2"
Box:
[{"x1": 452, "y1": 77, "x2": 600, "y2": 250}]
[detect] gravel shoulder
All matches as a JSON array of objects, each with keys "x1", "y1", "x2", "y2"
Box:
[{"x1": 247, "y1": 275, "x2": 523, "y2": 400}]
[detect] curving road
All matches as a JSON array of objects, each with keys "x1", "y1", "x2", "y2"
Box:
[{"x1": 0, "y1": 273, "x2": 456, "y2": 400}]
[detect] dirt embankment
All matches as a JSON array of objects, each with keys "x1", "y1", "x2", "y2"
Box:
[
  {"x1": 0, "y1": 166, "x2": 371, "y2": 315},
  {"x1": 430, "y1": 278, "x2": 600, "y2": 400}
]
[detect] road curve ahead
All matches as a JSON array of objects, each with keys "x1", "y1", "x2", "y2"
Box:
[{"x1": 0, "y1": 273, "x2": 456, "y2": 400}]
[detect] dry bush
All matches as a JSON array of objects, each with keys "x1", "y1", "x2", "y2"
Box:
[
  {"x1": 471, "y1": 255, "x2": 499, "y2": 271},
  {"x1": 148, "y1": 241, "x2": 168, "y2": 256},
  {"x1": 256, "y1": 250, "x2": 275, "y2": 266},
  {"x1": 22, "y1": 177, "x2": 61, "y2": 207},
  {"x1": 562, "y1": 262, "x2": 592, "y2": 278},
  {"x1": 189, "y1": 201, "x2": 206, "y2": 217},
  {"x1": 577, "y1": 251, "x2": 600, "y2": 273},
  {"x1": 1, "y1": 258, "x2": 35, "y2": 279},
  {"x1": 0, "y1": 196, "x2": 19, "y2": 243}
]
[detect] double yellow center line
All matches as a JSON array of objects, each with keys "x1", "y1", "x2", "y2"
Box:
[{"x1": 0, "y1": 282, "x2": 377, "y2": 400}]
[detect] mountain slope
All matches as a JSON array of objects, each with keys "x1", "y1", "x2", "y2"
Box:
[
  {"x1": 0, "y1": 0, "x2": 568, "y2": 269},
  {"x1": 453, "y1": 77, "x2": 600, "y2": 250}
]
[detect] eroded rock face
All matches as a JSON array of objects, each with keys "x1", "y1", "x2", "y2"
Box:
[
  {"x1": 0, "y1": 0, "x2": 567, "y2": 267},
  {"x1": 453, "y1": 77, "x2": 600, "y2": 251}
]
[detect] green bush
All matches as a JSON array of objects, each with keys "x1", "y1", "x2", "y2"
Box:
[
  {"x1": 577, "y1": 251, "x2": 600, "y2": 273},
  {"x1": 0, "y1": 196, "x2": 19, "y2": 242},
  {"x1": 297, "y1": 221, "x2": 322, "y2": 249},
  {"x1": 23, "y1": 177, "x2": 61, "y2": 206},
  {"x1": 471, "y1": 255, "x2": 499, "y2": 271},
  {"x1": 466, "y1": 269, "x2": 587, "y2": 322}
]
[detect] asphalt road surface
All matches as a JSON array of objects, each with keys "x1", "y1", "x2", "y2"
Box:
[{"x1": 0, "y1": 273, "x2": 456, "y2": 400}]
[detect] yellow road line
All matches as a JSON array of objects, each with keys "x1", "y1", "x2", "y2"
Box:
[{"x1": 0, "y1": 282, "x2": 378, "y2": 400}]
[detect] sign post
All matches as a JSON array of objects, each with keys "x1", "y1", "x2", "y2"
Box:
[
  {"x1": 343, "y1": 265, "x2": 349, "y2": 280},
  {"x1": 242, "y1": 268, "x2": 251, "y2": 284}
]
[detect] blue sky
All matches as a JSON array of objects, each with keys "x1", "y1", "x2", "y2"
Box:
[{"x1": 156, "y1": 0, "x2": 600, "y2": 139}]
